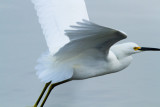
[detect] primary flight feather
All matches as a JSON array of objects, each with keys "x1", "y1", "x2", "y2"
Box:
[{"x1": 31, "y1": 0, "x2": 89, "y2": 55}]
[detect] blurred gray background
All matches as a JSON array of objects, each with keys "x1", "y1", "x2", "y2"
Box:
[{"x1": 0, "y1": 0, "x2": 160, "y2": 107}]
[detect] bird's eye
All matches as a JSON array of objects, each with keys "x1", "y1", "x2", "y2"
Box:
[{"x1": 133, "y1": 47, "x2": 141, "y2": 51}]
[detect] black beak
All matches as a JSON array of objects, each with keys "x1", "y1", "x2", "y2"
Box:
[{"x1": 139, "y1": 47, "x2": 160, "y2": 51}]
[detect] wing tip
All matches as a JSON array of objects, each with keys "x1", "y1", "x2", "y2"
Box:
[{"x1": 115, "y1": 30, "x2": 127, "y2": 39}]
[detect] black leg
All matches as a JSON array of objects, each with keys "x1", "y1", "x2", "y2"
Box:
[
  {"x1": 40, "y1": 80, "x2": 70, "y2": 107},
  {"x1": 33, "y1": 81, "x2": 51, "y2": 107}
]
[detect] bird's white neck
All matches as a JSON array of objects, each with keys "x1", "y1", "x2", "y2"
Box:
[{"x1": 106, "y1": 50, "x2": 133, "y2": 72}]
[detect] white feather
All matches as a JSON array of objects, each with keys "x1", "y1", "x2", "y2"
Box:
[
  {"x1": 34, "y1": 19, "x2": 127, "y2": 83},
  {"x1": 31, "y1": 0, "x2": 89, "y2": 55},
  {"x1": 55, "y1": 20, "x2": 127, "y2": 61},
  {"x1": 32, "y1": 0, "x2": 89, "y2": 83},
  {"x1": 35, "y1": 51, "x2": 73, "y2": 83},
  {"x1": 32, "y1": 0, "x2": 128, "y2": 83}
]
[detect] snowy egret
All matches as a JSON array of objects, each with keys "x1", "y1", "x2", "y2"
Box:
[{"x1": 31, "y1": 0, "x2": 160, "y2": 107}]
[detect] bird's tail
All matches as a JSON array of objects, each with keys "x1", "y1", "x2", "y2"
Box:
[{"x1": 35, "y1": 51, "x2": 73, "y2": 83}]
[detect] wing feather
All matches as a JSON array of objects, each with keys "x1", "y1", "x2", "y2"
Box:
[
  {"x1": 32, "y1": 0, "x2": 89, "y2": 83},
  {"x1": 31, "y1": 0, "x2": 89, "y2": 55},
  {"x1": 55, "y1": 20, "x2": 127, "y2": 61}
]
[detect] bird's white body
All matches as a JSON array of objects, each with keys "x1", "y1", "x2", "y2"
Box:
[
  {"x1": 71, "y1": 48, "x2": 133, "y2": 80},
  {"x1": 31, "y1": 0, "x2": 160, "y2": 106},
  {"x1": 31, "y1": 0, "x2": 145, "y2": 84},
  {"x1": 36, "y1": 42, "x2": 137, "y2": 83}
]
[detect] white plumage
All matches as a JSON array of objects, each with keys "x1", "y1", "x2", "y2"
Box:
[
  {"x1": 31, "y1": 0, "x2": 89, "y2": 83},
  {"x1": 31, "y1": 0, "x2": 89, "y2": 55},
  {"x1": 31, "y1": 0, "x2": 136, "y2": 84},
  {"x1": 35, "y1": 19, "x2": 127, "y2": 83},
  {"x1": 31, "y1": 0, "x2": 160, "y2": 85},
  {"x1": 31, "y1": 0, "x2": 160, "y2": 107}
]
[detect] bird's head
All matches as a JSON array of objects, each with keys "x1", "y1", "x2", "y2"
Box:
[{"x1": 111, "y1": 42, "x2": 160, "y2": 58}]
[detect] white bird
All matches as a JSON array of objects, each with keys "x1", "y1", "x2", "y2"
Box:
[{"x1": 31, "y1": 0, "x2": 160, "y2": 107}]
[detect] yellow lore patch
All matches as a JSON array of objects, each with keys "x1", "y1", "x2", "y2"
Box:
[{"x1": 133, "y1": 47, "x2": 141, "y2": 51}]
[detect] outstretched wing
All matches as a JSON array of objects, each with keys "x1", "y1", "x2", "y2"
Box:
[
  {"x1": 32, "y1": 0, "x2": 89, "y2": 83},
  {"x1": 55, "y1": 20, "x2": 127, "y2": 60},
  {"x1": 31, "y1": 0, "x2": 89, "y2": 55}
]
